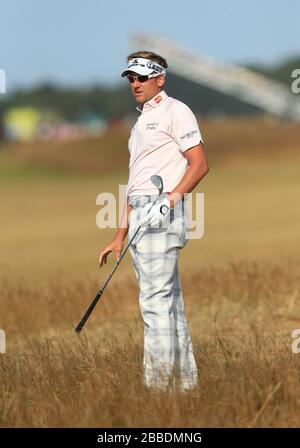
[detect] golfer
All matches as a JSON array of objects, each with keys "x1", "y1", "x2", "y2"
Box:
[{"x1": 99, "y1": 51, "x2": 209, "y2": 392}]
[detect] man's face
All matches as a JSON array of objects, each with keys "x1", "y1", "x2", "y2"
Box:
[{"x1": 128, "y1": 74, "x2": 165, "y2": 105}]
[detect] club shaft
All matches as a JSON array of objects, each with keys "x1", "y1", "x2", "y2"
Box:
[
  {"x1": 74, "y1": 224, "x2": 142, "y2": 334},
  {"x1": 74, "y1": 193, "x2": 161, "y2": 334}
]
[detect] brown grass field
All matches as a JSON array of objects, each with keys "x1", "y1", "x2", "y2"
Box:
[{"x1": 0, "y1": 116, "x2": 300, "y2": 427}]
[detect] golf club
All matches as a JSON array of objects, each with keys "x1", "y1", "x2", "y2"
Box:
[{"x1": 74, "y1": 175, "x2": 164, "y2": 334}]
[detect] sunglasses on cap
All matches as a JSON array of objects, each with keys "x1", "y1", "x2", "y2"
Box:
[{"x1": 127, "y1": 73, "x2": 161, "y2": 83}]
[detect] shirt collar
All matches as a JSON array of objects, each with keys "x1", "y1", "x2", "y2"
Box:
[{"x1": 136, "y1": 90, "x2": 168, "y2": 113}]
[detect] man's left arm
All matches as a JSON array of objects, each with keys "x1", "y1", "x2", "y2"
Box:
[
  {"x1": 138, "y1": 145, "x2": 208, "y2": 228},
  {"x1": 167, "y1": 143, "x2": 209, "y2": 207}
]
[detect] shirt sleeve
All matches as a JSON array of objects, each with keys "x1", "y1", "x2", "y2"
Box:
[{"x1": 170, "y1": 101, "x2": 204, "y2": 153}]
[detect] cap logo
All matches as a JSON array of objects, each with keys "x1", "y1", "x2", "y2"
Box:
[
  {"x1": 128, "y1": 59, "x2": 145, "y2": 68},
  {"x1": 146, "y1": 61, "x2": 164, "y2": 73},
  {"x1": 121, "y1": 57, "x2": 166, "y2": 77}
]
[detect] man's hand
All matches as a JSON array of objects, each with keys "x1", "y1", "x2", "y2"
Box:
[
  {"x1": 139, "y1": 196, "x2": 171, "y2": 228},
  {"x1": 98, "y1": 237, "x2": 124, "y2": 268}
]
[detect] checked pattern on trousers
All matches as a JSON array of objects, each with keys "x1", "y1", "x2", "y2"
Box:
[{"x1": 128, "y1": 194, "x2": 198, "y2": 392}]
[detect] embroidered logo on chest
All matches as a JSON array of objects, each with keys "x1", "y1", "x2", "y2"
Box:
[{"x1": 145, "y1": 121, "x2": 160, "y2": 130}]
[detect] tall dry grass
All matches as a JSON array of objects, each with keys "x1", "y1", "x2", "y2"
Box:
[
  {"x1": 1, "y1": 117, "x2": 300, "y2": 427},
  {"x1": 1, "y1": 260, "x2": 300, "y2": 427}
]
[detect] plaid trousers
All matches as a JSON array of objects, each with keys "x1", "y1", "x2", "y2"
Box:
[{"x1": 128, "y1": 193, "x2": 198, "y2": 391}]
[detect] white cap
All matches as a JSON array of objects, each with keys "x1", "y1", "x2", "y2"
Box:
[{"x1": 121, "y1": 57, "x2": 166, "y2": 77}]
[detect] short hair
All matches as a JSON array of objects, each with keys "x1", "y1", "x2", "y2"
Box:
[{"x1": 126, "y1": 51, "x2": 168, "y2": 69}]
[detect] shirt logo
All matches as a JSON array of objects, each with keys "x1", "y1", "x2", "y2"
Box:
[
  {"x1": 180, "y1": 130, "x2": 198, "y2": 140},
  {"x1": 154, "y1": 95, "x2": 162, "y2": 104},
  {"x1": 146, "y1": 121, "x2": 159, "y2": 130}
]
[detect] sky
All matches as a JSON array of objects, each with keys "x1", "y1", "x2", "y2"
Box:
[{"x1": 0, "y1": 0, "x2": 299, "y2": 91}]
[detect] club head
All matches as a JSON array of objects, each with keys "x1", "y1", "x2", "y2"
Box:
[{"x1": 150, "y1": 175, "x2": 163, "y2": 195}]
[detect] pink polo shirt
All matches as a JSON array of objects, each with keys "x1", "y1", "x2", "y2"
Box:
[{"x1": 126, "y1": 90, "x2": 203, "y2": 198}]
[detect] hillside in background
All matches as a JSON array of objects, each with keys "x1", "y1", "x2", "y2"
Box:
[
  {"x1": 246, "y1": 55, "x2": 300, "y2": 86},
  {"x1": 0, "y1": 55, "x2": 299, "y2": 122}
]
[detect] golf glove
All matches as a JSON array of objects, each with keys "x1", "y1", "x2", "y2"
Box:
[{"x1": 139, "y1": 196, "x2": 171, "y2": 229}]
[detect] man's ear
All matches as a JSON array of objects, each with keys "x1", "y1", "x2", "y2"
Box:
[{"x1": 157, "y1": 75, "x2": 165, "y2": 88}]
